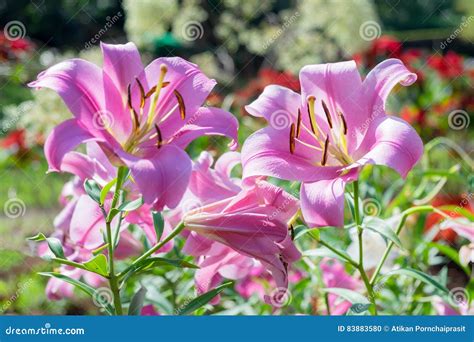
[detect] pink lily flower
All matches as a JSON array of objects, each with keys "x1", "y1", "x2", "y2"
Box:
[
  {"x1": 29, "y1": 42, "x2": 238, "y2": 209},
  {"x1": 183, "y1": 180, "x2": 301, "y2": 296},
  {"x1": 172, "y1": 151, "x2": 300, "y2": 302},
  {"x1": 320, "y1": 258, "x2": 362, "y2": 315},
  {"x1": 242, "y1": 59, "x2": 423, "y2": 227}
]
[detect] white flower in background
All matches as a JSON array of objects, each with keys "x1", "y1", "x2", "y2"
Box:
[
  {"x1": 123, "y1": 0, "x2": 179, "y2": 47},
  {"x1": 459, "y1": 243, "x2": 474, "y2": 267}
]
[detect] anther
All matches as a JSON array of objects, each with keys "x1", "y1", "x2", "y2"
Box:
[
  {"x1": 289, "y1": 123, "x2": 296, "y2": 154},
  {"x1": 154, "y1": 124, "x2": 162, "y2": 149},
  {"x1": 174, "y1": 90, "x2": 186, "y2": 120},
  {"x1": 307, "y1": 96, "x2": 318, "y2": 135},
  {"x1": 338, "y1": 110, "x2": 347, "y2": 135},
  {"x1": 145, "y1": 82, "x2": 170, "y2": 99},
  {"x1": 296, "y1": 109, "x2": 302, "y2": 138},
  {"x1": 321, "y1": 134, "x2": 329, "y2": 166},
  {"x1": 127, "y1": 84, "x2": 140, "y2": 128},
  {"x1": 321, "y1": 100, "x2": 333, "y2": 129},
  {"x1": 135, "y1": 77, "x2": 145, "y2": 109}
]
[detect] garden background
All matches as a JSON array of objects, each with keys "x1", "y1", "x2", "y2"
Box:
[{"x1": 0, "y1": 0, "x2": 473, "y2": 315}]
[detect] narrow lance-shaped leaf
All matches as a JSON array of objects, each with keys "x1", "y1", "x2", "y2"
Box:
[
  {"x1": 38, "y1": 272, "x2": 115, "y2": 315},
  {"x1": 84, "y1": 179, "x2": 102, "y2": 204},
  {"x1": 152, "y1": 211, "x2": 164, "y2": 242},
  {"x1": 129, "y1": 286, "x2": 147, "y2": 315},
  {"x1": 362, "y1": 216, "x2": 403, "y2": 249},
  {"x1": 83, "y1": 254, "x2": 108, "y2": 277},
  {"x1": 177, "y1": 282, "x2": 232, "y2": 315},
  {"x1": 28, "y1": 233, "x2": 65, "y2": 259},
  {"x1": 100, "y1": 178, "x2": 117, "y2": 205}
]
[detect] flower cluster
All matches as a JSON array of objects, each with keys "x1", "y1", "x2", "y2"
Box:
[{"x1": 30, "y1": 41, "x2": 471, "y2": 316}]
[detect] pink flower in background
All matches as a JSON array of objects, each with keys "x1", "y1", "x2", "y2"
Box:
[
  {"x1": 321, "y1": 259, "x2": 362, "y2": 315},
  {"x1": 242, "y1": 59, "x2": 423, "y2": 227},
  {"x1": 29, "y1": 42, "x2": 238, "y2": 209}
]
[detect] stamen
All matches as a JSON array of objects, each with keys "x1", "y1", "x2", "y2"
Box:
[
  {"x1": 174, "y1": 89, "x2": 186, "y2": 120},
  {"x1": 146, "y1": 64, "x2": 168, "y2": 127},
  {"x1": 154, "y1": 124, "x2": 162, "y2": 149},
  {"x1": 289, "y1": 123, "x2": 296, "y2": 154},
  {"x1": 321, "y1": 134, "x2": 329, "y2": 166},
  {"x1": 296, "y1": 109, "x2": 302, "y2": 138},
  {"x1": 136, "y1": 77, "x2": 145, "y2": 109},
  {"x1": 127, "y1": 83, "x2": 140, "y2": 128},
  {"x1": 145, "y1": 82, "x2": 170, "y2": 99},
  {"x1": 307, "y1": 96, "x2": 318, "y2": 135},
  {"x1": 338, "y1": 110, "x2": 347, "y2": 135},
  {"x1": 321, "y1": 100, "x2": 333, "y2": 129}
]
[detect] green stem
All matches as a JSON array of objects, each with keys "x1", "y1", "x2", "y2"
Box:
[
  {"x1": 369, "y1": 205, "x2": 434, "y2": 286},
  {"x1": 105, "y1": 166, "x2": 128, "y2": 315},
  {"x1": 118, "y1": 222, "x2": 186, "y2": 279},
  {"x1": 106, "y1": 220, "x2": 123, "y2": 315},
  {"x1": 352, "y1": 180, "x2": 377, "y2": 315},
  {"x1": 318, "y1": 240, "x2": 359, "y2": 268}
]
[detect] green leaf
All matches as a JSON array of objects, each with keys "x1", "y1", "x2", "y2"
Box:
[
  {"x1": 83, "y1": 254, "x2": 108, "y2": 277},
  {"x1": 28, "y1": 233, "x2": 65, "y2": 259},
  {"x1": 84, "y1": 179, "x2": 102, "y2": 204},
  {"x1": 152, "y1": 211, "x2": 164, "y2": 242},
  {"x1": 39, "y1": 272, "x2": 114, "y2": 315},
  {"x1": 321, "y1": 287, "x2": 370, "y2": 304},
  {"x1": 128, "y1": 286, "x2": 147, "y2": 315},
  {"x1": 303, "y1": 247, "x2": 353, "y2": 263},
  {"x1": 136, "y1": 257, "x2": 199, "y2": 271},
  {"x1": 386, "y1": 268, "x2": 449, "y2": 294},
  {"x1": 436, "y1": 205, "x2": 474, "y2": 221},
  {"x1": 361, "y1": 216, "x2": 403, "y2": 249},
  {"x1": 118, "y1": 197, "x2": 144, "y2": 212},
  {"x1": 177, "y1": 282, "x2": 232, "y2": 315},
  {"x1": 100, "y1": 178, "x2": 117, "y2": 205}
]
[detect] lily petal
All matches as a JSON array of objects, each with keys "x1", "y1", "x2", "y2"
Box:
[
  {"x1": 300, "y1": 179, "x2": 346, "y2": 227},
  {"x1": 354, "y1": 116, "x2": 423, "y2": 178},
  {"x1": 362, "y1": 58, "x2": 417, "y2": 113},
  {"x1": 172, "y1": 107, "x2": 239, "y2": 150},
  {"x1": 44, "y1": 119, "x2": 98, "y2": 172},
  {"x1": 123, "y1": 144, "x2": 192, "y2": 208},
  {"x1": 299, "y1": 61, "x2": 365, "y2": 152},
  {"x1": 28, "y1": 59, "x2": 108, "y2": 138},
  {"x1": 242, "y1": 127, "x2": 341, "y2": 182}
]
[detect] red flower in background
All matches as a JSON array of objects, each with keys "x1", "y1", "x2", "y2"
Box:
[
  {"x1": 0, "y1": 32, "x2": 33, "y2": 61},
  {"x1": 425, "y1": 194, "x2": 474, "y2": 243},
  {"x1": 427, "y1": 51, "x2": 464, "y2": 79},
  {"x1": 0, "y1": 129, "x2": 27, "y2": 152}
]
